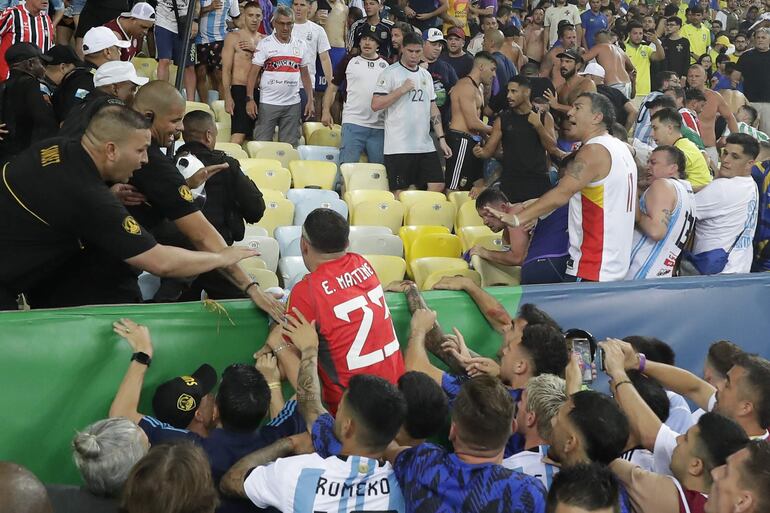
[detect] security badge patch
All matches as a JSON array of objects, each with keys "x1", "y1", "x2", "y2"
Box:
[
  {"x1": 179, "y1": 185, "x2": 194, "y2": 202},
  {"x1": 176, "y1": 375, "x2": 200, "y2": 411},
  {"x1": 122, "y1": 216, "x2": 141, "y2": 235}
]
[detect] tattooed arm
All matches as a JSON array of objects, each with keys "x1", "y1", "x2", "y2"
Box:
[{"x1": 635, "y1": 179, "x2": 677, "y2": 241}]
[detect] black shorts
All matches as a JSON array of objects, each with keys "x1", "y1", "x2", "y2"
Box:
[
  {"x1": 75, "y1": 4, "x2": 123, "y2": 38},
  {"x1": 196, "y1": 41, "x2": 224, "y2": 72},
  {"x1": 444, "y1": 129, "x2": 483, "y2": 190},
  {"x1": 230, "y1": 85, "x2": 258, "y2": 136},
  {"x1": 384, "y1": 151, "x2": 444, "y2": 190},
  {"x1": 59, "y1": 15, "x2": 76, "y2": 30}
]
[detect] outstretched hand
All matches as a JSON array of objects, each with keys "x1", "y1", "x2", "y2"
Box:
[
  {"x1": 113, "y1": 318, "x2": 153, "y2": 356},
  {"x1": 282, "y1": 308, "x2": 318, "y2": 353}
]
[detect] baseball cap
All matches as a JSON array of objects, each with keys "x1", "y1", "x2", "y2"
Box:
[
  {"x1": 82, "y1": 26, "x2": 131, "y2": 55},
  {"x1": 359, "y1": 24, "x2": 382, "y2": 44},
  {"x1": 578, "y1": 62, "x2": 605, "y2": 79},
  {"x1": 121, "y1": 2, "x2": 156, "y2": 21},
  {"x1": 152, "y1": 364, "x2": 218, "y2": 429},
  {"x1": 556, "y1": 48, "x2": 582, "y2": 62},
  {"x1": 445, "y1": 27, "x2": 466, "y2": 40},
  {"x1": 715, "y1": 35, "x2": 731, "y2": 46},
  {"x1": 6, "y1": 42, "x2": 52, "y2": 65},
  {"x1": 45, "y1": 45, "x2": 81, "y2": 65},
  {"x1": 94, "y1": 60, "x2": 149, "y2": 87},
  {"x1": 423, "y1": 27, "x2": 445, "y2": 43}
]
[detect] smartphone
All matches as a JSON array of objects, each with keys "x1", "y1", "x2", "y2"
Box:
[
  {"x1": 570, "y1": 338, "x2": 593, "y2": 383},
  {"x1": 596, "y1": 348, "x2": 606, "y2": 373}
]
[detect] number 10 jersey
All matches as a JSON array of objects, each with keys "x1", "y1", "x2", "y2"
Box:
[{"x1": 287, "y1": 253, "x2": 405, "y2": 413}]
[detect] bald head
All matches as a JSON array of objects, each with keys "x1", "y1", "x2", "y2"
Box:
[
  {"x1": 483, "y1": 29, "x2": 504, "y2": 50},
  {"x1": 132, "y1": 80, "x2": 184, "y2": 116},
  {"x1": 0, "y1": 462, "x2": 52, "y2": 513}
]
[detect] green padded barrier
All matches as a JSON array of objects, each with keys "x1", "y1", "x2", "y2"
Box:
[{"x1": 0, "y1": 288, "x2": 522, "y2": 485}]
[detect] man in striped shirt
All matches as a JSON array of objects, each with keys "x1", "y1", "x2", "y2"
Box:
[{"x1": 0, "y1": 0, "x2": 54, "y2": 79}]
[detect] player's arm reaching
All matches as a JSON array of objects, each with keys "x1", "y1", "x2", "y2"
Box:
[
  {"x1": 432, "y1": 275, "x2": 513, "y2": 333},
  {"x1": 404, "y1": 309, "x2": 446, "y2": 385},
  {"x1": 109, "y1": 318, "x2": 153, "y2": 424}
]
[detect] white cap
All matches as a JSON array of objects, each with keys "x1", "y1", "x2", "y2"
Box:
[
  {"x1": 578, "y1": 62, "x2": 605, "y2": 79},
  {"x1": 424, "y1": 27, "x2": 445, "y2": 43},
  {"x1": 121, "y1": 2, "x2": 156, "y2": 21},
  {"x1": 94, "y1": 60, "x2": 149, "y2": 87},
  {"x1": 82, "y1": 26, "x2": 131, "y2": 55},
  {"x1": 749, "y1": 12, "x2": 770, "y2": 31},
  {"x1": 176, "y1": 154, "x2": 206, "y2": 199}
]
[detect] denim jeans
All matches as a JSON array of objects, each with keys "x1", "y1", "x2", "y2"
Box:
[{"x1": 339, "y1": 123, "x2": 384, "y2": 165}]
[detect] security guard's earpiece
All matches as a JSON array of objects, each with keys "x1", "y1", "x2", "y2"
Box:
[{"x1": 144, "y1": 111, "x2": 155, "y2": 122}]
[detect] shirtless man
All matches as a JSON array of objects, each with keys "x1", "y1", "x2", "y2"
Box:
[
  {"x1": 540, "y1": 23, "x2": 578, "y2": 89},
  {"x1": 580, "y1": 30, "x2": 634, "y2": 97},
  {"x1": 685, "y1": 63, "x2": 738, "y2": 163},
  {"x1": 315, "y1": 0, "x2": 348, "y2": 119},
  {"x1": 524, "y1": 7, "x2": 546, "y2": 66},
  {"x1": 222, "y1": 1, "x2": 263, "y2": 144},
  {"x1": 544, "y1": 48, "x2": 595, "y2": 114},
  {"x1": 444, "y1": 51, "x2": 497, "y2": 193},
  {"x1": 501, "y1": 26, "x2": 528, "y2": 71}
]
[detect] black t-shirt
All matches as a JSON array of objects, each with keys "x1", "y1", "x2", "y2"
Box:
[
  {"x1": 737, "y1": 49, "x2": 770, "y2": 103},
  {"x1": 0, "y1": 71, "x2": 58, "y2": 159},
  {"x1": 426, "y1": 59, "x2": 459, "y2": 126},
  {"x1": 440, "y1": 52, "x2": 474, "y2": 79},
  {"x1": 499, "y1": 108, "x2": 551, "y2": 203},
  {"x1": 350, "y1": 19, "x2": 394, "y2": 58},
  {"x1": 0, "y1": 138, "x2": 156, "y2": 293},
  {"x1": 597, "y1": 84, "x2": 630, "y2": 127},
  {"x1": 52, "y1": 62, "x2": 98, "y2": 122},
  {"x1": 58, "y1": 91, "x2": 125, "y2": 139},
  {"x1": 127, "y1": 142, "x2": 201, "y2": 230},
  {"x1": 660, "y1": 36, "x2": 690, "y2": 79}
]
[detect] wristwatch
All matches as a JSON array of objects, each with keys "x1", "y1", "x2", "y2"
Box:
[{"x1": 131, "y1": 351, "x2": 152, "y2": 367}]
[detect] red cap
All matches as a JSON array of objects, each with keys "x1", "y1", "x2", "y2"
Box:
[{"x1": 445, "y1": 27, "x2": 466, "y2": 40}]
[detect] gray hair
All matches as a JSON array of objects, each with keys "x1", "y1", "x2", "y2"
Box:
[
  {"x1": 72, "y1": 418, "x2": 148, "y2": 497},
  {"x1": 578, "y1": 92, "x2": 616, "y2": 130},
  {"x1": 756, "y1": 27, "x2": 770, "y2": 37},
  {"x1": 526, "y1": 374, "x2": 567, "y2": 441},
  {"x1": 272, "y1": 4, "x2": 295, "y2": 23}
]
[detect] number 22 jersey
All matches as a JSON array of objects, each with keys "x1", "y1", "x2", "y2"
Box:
[{"x1": 287, "y1": 253, "x2": 404, "y2": 413}]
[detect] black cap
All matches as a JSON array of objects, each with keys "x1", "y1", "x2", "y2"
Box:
[
  {"x1": 151, "y1": 364, "x2": 217, "y2": 429},
  {"x1": 564, "y1": 328, "x2": 597, "y2": 359},
  {"x1": 45, "y1": 45, "x2": 82, "y2": 65},
  {"x1": 360, "y1": 24, "x2": 383, "y2": 44},
  {"x1": 556, "y1": 48, "x2": 583, "y2": 62},
  {"x1": 5, "y1": 42, "x2": 52, "y2": 65}
]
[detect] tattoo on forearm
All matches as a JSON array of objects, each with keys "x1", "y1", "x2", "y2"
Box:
[
  {"x1": 431, "y1": 114, "x2": 442, "y2": 129},
  {"x1": 296, "y1": 352, "x2": 324, "y2": 421},
  {"x1": 221, "y1": 437, "x2": 294, "y2": 497},
  {"x1": 662, "y1": 208, "x2": 673, "y2": 227}
]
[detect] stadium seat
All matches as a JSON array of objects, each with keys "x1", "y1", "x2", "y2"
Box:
[
  {"x1": 348, "y1": 233, "x2": 403, "y2": 257},
  {"x1": 278, "y1": 256, "x2": 309, "y2": 288},
  {"x1": 132, "y1": 57, "x2": 158, "y2": 79},
  {"x1": 349, "y1": 225, "x2": 392, "y2": 237},
  {"x1": 408, "y1": 233, "x2": 463, "y2": 271},
  {"x1": 459, "y1": 225, "x2": 503, "y2": 253},
  {"x1": 405, "y1": 200, "x2": 456, "y2": 230},
  {"x1": 244, "y1": 224, "x2": 269, "y2": 237},
  {"x1": 215, "y1": 122, "x2": 231, "y2": 142},
  {"x1": 138, "y1": 272, "x2": 160, "y2": 301},
  {"x1": 398, "y1": 190, "x2": 447, "y2": 210},
  {"x1": 244, "y1": 166, "x2": 291, "y2": 194},
  {"x1": 448, "y1": 191, "x2": 472, "y2": 210},
  {"x1": 307, "y1": 124, "x2": 342, "y2": 147},
  {"x1": 215, "y1": 142, "x2": 248, "y2": 159},
  {"x1": 363, "y1": 255, "x2": 406, "y2": 285},
  {"x1": 293, "y1": 197, "x2": 348, "y2": 226},
  {"x1": 233, "y1": 235, "x2": 279, "y2": 272},
  {"x1": 210, "y1": 100, "x2": 227, "y2": 122},
  {"x1": 286, "y1": 188, "x2": 339, "y2": 204},
  {"x1": 345, "y1": 190, "x2": 395, "y2": 215},
  {"x1": 411, "y1": 257, "x2": 470, "y2": 290},
  {"x1": 274, "y1": 225, "x2": 302, "y2": 257},
  {"x1": 256, "y1": 198, "x2": 294, "y2": 236},
  {"x1": 240, "y1": 157, "x2": 283, "y2": 173},
  {"x1": 422, "y1": 268, "x2": 482, "y2": 291},
  {"x1": 260, "y1": 188, "x2": 285, "y2": 202},
  {"x1": 352, "y1": 200, "x2": 405, "y2": 235},
  {"x1": 302, "y1": 121, "x2": 325, "y2": 142},
  {"x1": 340, "y1": 163, "x2": 389, "y2": 192},
  {"x1": 398, "y1": 225, "x2": 450, "y2": 276},
  {"x1": 455, "y1": 199, "x2": 485, "y2": 232},
  {"x1": 239, "y1": 257, "x2": 268, "y2": 285},
  {"x1": 185, "y1": 101, "x2": 214, "y2": 117},
  {"x1": 471, "y1": 255, "x2": 521, "y2": 287},
  {"x1": 298, "y1": 145, "x2": 340, "y2": 166},
  {"x1": 242, "y1": 268, "x2": 280, "y2": 291},
  {"x1": 289, "y1": 161, "x2": 337, "y2": 190},
  {"x1": 246, "y1": 141, "x2": 300, "y2": 166}
]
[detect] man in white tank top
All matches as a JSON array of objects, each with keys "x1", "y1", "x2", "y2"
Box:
[
  {"x1": 626, "y1": 145, "x2": 697, "y2": 279},
  {"x1": 484, "y1": 92, "x2": 637, "y2": 281}
]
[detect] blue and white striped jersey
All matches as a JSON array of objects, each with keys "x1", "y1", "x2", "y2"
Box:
[{"x1": 197, "y1": 0, "x2": 239, "y2": 44}]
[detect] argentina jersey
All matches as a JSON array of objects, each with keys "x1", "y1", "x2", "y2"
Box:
[
  {"x1": 244, "y1": 452, "x2": 405, "y2": 513},
  {"x1": 198, "y1": 0, "x2": 240, "y2": 44},
  {"x1": 502, "y1": 445, "x2": 559, "y2": 489}
]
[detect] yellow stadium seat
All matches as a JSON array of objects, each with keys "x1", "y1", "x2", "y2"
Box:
[
  {"x1": 340, "y1": 163, "x2": 389, "y2": 192},
  {"x1": 240, "y1": 158, "x2": 283, "y2": 174},
  {"x1": 307, "y1": 124, "x2": 342, "y2": 147},
  {"x1": 448, "y1": 191, "x2": 472, "y2": 210},
  {"x1": 244, "y1": 166, "x2": 291, "y2": 194},
  {"x1": 241, "y1": 268, "x2": 280, "y2": 290},
  {"x1": 239, "y1": 256, "x2": 267, "y2": 273},
  {"x1": 256, "y1": 198, "x2": 295, "y2": 236},
  {"x1": 412, "y1": 257, "x2": 470, "y2": 290},
  {"x1": 456, "y1": 199, "x2": 485, "y2": 232},
  {"x1": 289, "y1": 161, "x2": 337, "y2": 190},
  {"x1": 399, "y1": 225, "x2": 450, "y2": 277},
  {"x1": 215, "y1": 142, "x2": 248, "y2": 159},
  {"x1": 398, "y1": 190, "x2": 447, "y2": 209},
  {"x1": 215, "y1": 122, "x2": 231, "y2": 142},
  {"x1": 459, "y1": 225, "x2": 503, "y2": 252},
  {"x1": 167, "y1": 63, "x2": 178, "y2": 83},
  {"x1": 302, "y1": 121, "x2": 325, "y2": 142},
  {"x1": 471, "y1": 255, "x2": 521, "y2": 287},
  {"x1": 246, "y1": 141, "x2": 292, "y2": 158},
  {"x1": 363, "y1": 255, "x2": 407, "y2": 285},
  {"x1": 409, "y1": 233, "x2": 463, "y2": 263},
  {"x1": 132, "y1": 57, "x2": 158, "y2": 79},
  {"x1": 244, "y1": 224, "x2": 269, "y2": 237},
  {"x1": 422, "y1": 268, "x2": 482, "y2": 291},
  {"x1": 405, "y1": 200, "x2": 457, "y2": 230},
  {"x1": 260, "y1": 188, "x2": 285, "y2": 201},
  {"x1": 185, "y1": 101, "x2": 215, "y2": 117},
  {"x1": 345, "y1": 190, "x2": 395, "y2": 217},
  {"x1": 352, "y1": 200, "x2": 406, "y2": 235},
  {"x1": 210, "y1": 100, "x2": 227, "y2": 122}
]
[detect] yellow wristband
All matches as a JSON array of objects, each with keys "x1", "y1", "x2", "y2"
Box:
[{"x1": 268, "y1": 382, "x2": 282, "y2": 390}]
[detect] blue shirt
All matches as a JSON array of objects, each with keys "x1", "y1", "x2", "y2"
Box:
[
  {"x1": 523, "y1": 204, "x2": 569, "y2": 265},
  {"x1": 312, "y1": 412, "x2": 343, "y2": 457},
  {"x1": 633, "y1": 91, "x2": 663, "y2": 146},
  {"x1": 393, "y1": 443, "x2": 547, "y2": 513},
  {"x1": 580, "y1": 10, "x2": 608, "y2": 48},
  {"x1": 751, "y1": 160, "x2": 770, "y2": 271}
]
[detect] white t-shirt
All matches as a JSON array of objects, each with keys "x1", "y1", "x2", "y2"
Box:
[
  {"x1": 501, "y1": 445, "x2": 559, "y2": 489},
  {"x1": 336, "y1": 55, "x2": 388, "y2": 129},
  {"x1": 244, "y1": 453, "x2": 405, "y2": 512},
  {"x1": 693, "y1": 176, "x2": 758, "y2": 274},
  {"x1": 543, "y1": 4, "x2": 581, "y2": 47},
  {"x1": 666, "y1": 390, "x2": 695, "y2": 434},
  {"x1": 155, "y1": 0, "x2": 190, "y2": 32},
  {"x1": 374, "y1": 62, "x2": 437, "y2": 155},
  {"x1": 620, "y1": 447, "x2": 655, "y2": 472},
  {"x1": 253, "y1": 33, "x2": 311, "y2": 106},
  {"x1": 652, "y1": 423, "x2": 679, "y2": 477},
  {"x1": 292, "y1": 20, "x2": 331, "y2": 88}
]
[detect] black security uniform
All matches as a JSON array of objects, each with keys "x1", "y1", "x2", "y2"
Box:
[
  {"x1": 0, "y1": 138, "x2": 157, "y2": 310},
  {"x1": 52, "y1": 61, "x2": 98, "y2": 122},
  {"x1": 0, "y1": 69, "x2": 58, "y2": 163},
  {"x1": 59, "y1": 90, "x2": 125, "y2": 139}
]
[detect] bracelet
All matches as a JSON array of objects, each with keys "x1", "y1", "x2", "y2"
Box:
[
  {"x1": 243, "y1": 281, "x2": 259, "y2": 294},
  {"x1": 511, "y1": 214, "x2": 521, "y2": 227},
  {"x1": 272, "y1": 343, "x2": 289, "y2": 354},
  {"x1": 268, "y1": 382, "x2": 281, "y2": 390},
  {"x1": 638, "y1": 352, "x2": 647, "y2": 372},
  {"x1": 614, "y1": 380, "x2": 633, "y2": 391}
]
